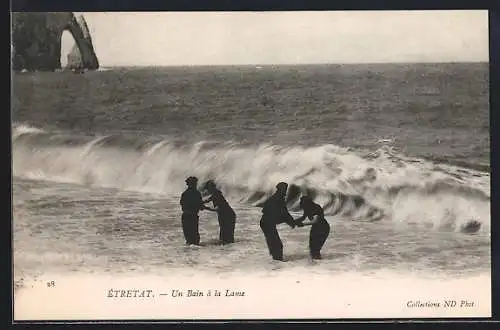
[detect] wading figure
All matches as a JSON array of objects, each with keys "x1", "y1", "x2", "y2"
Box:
[
  {"x1": 180, "y1": 176, "x2": 206, "y2": 245},
  {"x1": 295, "y1": 196, "x2": 331, "y2": 260},
  {"x1": 259, "y1": 182, "x2": 296, "y2": 261},
  {"x1": 203, "y1": 180, "x2": 236, "y2": 244}
]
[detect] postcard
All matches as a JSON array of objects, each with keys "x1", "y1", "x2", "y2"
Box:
[{"x1": 12, "y1": 10, "x2": 490, "y2": 320}]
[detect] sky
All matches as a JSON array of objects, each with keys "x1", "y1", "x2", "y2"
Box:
[{"x1": 60, "y1": 10, "x2": 489, "y2": 67}]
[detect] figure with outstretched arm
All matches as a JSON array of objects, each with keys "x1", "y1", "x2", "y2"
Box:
[
  {"x1": 295, "y1": 196, "x2": 331, "y2": 260},
  {"x1": 259, "y1": 182, "x2": 296, "y2": 261},
  {"x1": 203, "y1": 180, "x2": 237, "y2": 244},
  {"x1": 180, "y1": 176, "x2": 207, "y2": 246}
]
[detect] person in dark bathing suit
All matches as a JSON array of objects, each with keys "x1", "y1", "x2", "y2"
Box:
[
  {"x1": 180, "y1": 176, "x2": 207, "y2": 245},
  {"x1": 203, "y1": 180, "x2": 236, "y2": 244},
  {"x1": 259, "y1": 182, "x2": 296, "y2": 261},
  {"x1": 295, "y1": 196, "x2": 330, "y2": 260}
]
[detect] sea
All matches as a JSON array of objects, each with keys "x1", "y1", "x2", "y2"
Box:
[{"x1": 12, "y1": 63, "x2": 491, "y2": 319}]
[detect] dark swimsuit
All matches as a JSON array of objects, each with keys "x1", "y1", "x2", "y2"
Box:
[
  {"x1": 303, "y1": 203, "x2": 330, "y2": 259},
  {"x1": 180, "y1": 188, "x2": 204, "y2": 245},
  {"x1": 209, "y1": 189, "x2": 236, "y2": 244},
  {"x1": 260, "y1": 193, "x2": 295, "y2": 261}
]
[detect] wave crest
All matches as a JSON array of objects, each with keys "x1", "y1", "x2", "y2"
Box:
[{"x1": 12, "y1": 124, "x2": 490, "y2": 233}]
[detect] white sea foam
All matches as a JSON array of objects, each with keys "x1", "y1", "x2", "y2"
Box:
[{"x1": 12, "y1": 124, "x2": 490, "y2": 233}]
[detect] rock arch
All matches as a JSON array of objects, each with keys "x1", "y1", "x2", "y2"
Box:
[{"x1": 12, "y1": 12, "x2": 99, "y2": 72}]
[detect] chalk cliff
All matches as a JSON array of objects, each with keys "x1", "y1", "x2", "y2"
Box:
[
  {"x1": 12, "y1": 12, "x2": 99, "y2": 72},
  {"x1": 66, "y1": 14, "x2": 95, "y2": 70}
]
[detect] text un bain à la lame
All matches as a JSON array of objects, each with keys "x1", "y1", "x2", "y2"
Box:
[{"x1": 107, "y1": 288, "x2": 245, "y2": 298}]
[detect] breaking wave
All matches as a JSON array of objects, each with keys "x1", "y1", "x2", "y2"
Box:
[{"x1": 12, "y1": 123, "x2": 490, "y2": 234}]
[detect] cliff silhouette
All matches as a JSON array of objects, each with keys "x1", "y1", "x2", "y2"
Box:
[
  {"x1": 66, "y1": 14, "x2": 94, "y2": 70},
  {"x1": 12, "y1": 12, "x2": 99, "y2": 72}
]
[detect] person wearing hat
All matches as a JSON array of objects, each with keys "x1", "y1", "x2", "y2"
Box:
[
  {"x1": 180, "y1": 176, "x2": 206, "y2": 245},
  {"x1": 203, "y1": 180, "x2": 236, "y2": 245},
  {"x1": 294, "y1": 195, "x2": 331, "y2": 260},
  {"x1": 259, "y1": 182, "x2": 296, "y2": 261}
]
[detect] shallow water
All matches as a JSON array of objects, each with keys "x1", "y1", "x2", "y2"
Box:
[{"x1": 13, "y1": 177, "x2": 490, "y2": 284}]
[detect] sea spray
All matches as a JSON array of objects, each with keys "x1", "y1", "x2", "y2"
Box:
[{"x1": 13, "y1": 124, "x2": 490, "y2": 233}]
